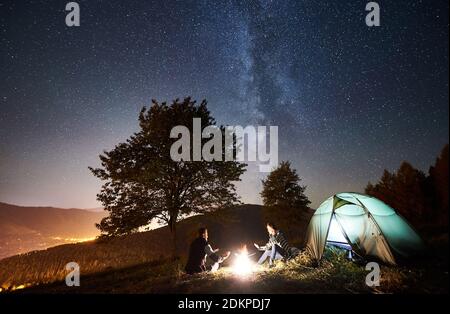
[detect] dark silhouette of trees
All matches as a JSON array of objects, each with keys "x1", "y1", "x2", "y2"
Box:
[
  {"x1": 90, "y1": 97, "x2": 246, "y2": 254},
  {"x1": 261, "y1": 161, "x2": 311, "y2": 240},
  {"x1": 428, "y1": 144, "x2": 449, "y2": 226},
  {"x1": 365, "y1": 162, "x2": 427, "y2": 226},
  {"x1": 366, "y1": 144, "x2": 449, "y2": 229}
]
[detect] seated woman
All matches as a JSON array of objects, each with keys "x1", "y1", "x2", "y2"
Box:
[
  {"x1": 254, "y1": 222, "x2": 298, "y2": 267},
  {"x1": 185, "y1": 227, "x2": 230, "y2": 274}
]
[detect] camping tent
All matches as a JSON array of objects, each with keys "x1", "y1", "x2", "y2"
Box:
[{"x1": 305, "y1": 192, "x2": 425, "y2": 265}]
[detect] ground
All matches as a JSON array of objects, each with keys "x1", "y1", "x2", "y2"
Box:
[{"x1": 15, "y1": 248, "x2": 448, "y2": 294}]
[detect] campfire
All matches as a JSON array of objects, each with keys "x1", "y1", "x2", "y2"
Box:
[{"x1": 232, "y1": 245, "x2": 254, "y2": 276}]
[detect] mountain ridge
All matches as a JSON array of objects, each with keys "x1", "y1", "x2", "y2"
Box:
[{"x1": 0, "y1": 202, "x2": 107, "y2": 259}]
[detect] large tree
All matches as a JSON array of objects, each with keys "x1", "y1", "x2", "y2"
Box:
[
  {"x1": 90, "y1": 97, "x2": 246, "y2": 253},
  {"x1": 260, "y1": 161, "x2": 311, "y2": 240}
]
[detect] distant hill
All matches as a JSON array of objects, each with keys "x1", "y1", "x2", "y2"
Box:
[
  {"x1": 0, "y1": 204, "x2": 313, "y2": 290},
  {"x1": 0, "y1": 202, "x2": 106, "y2": 260}
]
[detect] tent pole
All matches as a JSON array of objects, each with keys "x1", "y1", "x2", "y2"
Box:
[{"x1": 355, "y1": 197, "x2": 396, "y2": 264}]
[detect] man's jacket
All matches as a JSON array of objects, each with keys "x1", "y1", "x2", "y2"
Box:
[{"x1": 185, "y1": 237, "x2": 220, "y2": 274}]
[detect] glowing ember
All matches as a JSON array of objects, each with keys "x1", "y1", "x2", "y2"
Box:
[{"x1": 232, "y1": 245, "x2": 254, "y2": 276}]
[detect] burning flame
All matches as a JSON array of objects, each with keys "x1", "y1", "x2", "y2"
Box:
[{"x1": 232, "y1": 245, "x2": 254, "y2": 276}]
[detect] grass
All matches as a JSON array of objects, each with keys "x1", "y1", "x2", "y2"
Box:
[
  {"x1": 0, "y1": 204, "x2": 273, "y2": 291},
  {"x1": 1, "y1": 209, "x2": 447, "y2": 294},
  {"x1": 7, "y1": 247, "x2": 448, "y2": 294},
  {"x1": 0, "y1": 235, "x2": 172, "y2": 291}
]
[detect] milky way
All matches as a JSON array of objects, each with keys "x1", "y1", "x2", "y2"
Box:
[{"x1": 0, "y1": 0, "x2": 448, "y2": 208}]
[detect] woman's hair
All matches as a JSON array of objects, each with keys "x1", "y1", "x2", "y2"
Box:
[{"x1": 266, "y1": 222, "x2": 277, "y2": 230}]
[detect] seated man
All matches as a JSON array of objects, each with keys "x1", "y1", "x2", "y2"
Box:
[
  {"x1": 254, "y1": 222, "x2": 298, "y2": 267},
  {"x1": 185, "y1": 227, "x2": 230, "y2": 274}
]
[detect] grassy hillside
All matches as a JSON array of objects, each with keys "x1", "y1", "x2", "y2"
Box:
[
  {"x1": 1, "y1": 204, "x2": 310, "y2": 290},
  {"x1": 2, "y1": 203, "x2": 445, "y2": 294},
  {"x1": 11, "y1": 247, "x2": 450, "y2": 294}
]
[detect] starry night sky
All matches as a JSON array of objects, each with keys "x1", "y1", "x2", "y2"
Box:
[{"x1": 0, "y1": 0, "x2": 448, "y2": 208}]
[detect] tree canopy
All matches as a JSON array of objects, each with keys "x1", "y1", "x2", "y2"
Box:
[
  {"x1": 366, "y1": 144, "x2": 449, "y2": 229},
  {"x1": 90, "y1": 97, "x2": 246, "y2": 252},
  {"x1": 260, "y1": 161, "x2": 311, "y2": 240}
]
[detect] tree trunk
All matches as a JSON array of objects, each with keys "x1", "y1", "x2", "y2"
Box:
[
  {"x1": 171, "y1": 224, "x2": 177, "y2": 256},
  {"x1": 169, "y1": 215, "x2": 178, "y2": 257}
]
